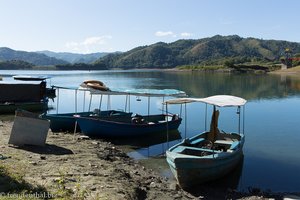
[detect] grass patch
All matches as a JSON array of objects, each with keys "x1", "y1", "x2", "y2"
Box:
[{"x1": 0, "y1": 164, "x2": 50, "y2": 199}]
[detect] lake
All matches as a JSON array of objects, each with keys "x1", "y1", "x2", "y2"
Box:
[{"x1": 1, "y1": 69, "x2": 300, "y2": 193}]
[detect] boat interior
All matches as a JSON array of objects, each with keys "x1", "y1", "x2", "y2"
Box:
[
  {"x1": 173, "y1": 132, "x2": 242, "y2": 156},
  {"x1": 86, "y1": 113, "x2": 177, "y2": 125}
]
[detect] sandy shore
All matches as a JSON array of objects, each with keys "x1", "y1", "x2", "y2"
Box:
[
  {"x1": 270, "y1": 66, "x2": 300, "y2": 76},
  {"x1": 0, "y1": 120, "x2": 296, "y2": 199}
]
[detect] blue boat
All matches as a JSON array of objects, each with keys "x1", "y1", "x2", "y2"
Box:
[
  {"x1": 48, "y1": 84, "x2": 186, "y2": 136},
  {"x1": 43, "y1": 110, "x2": 132, "y2": 132},
  {"x1": 75, "y1": 114, "x2": 182, "y2": 138},
  {"x1": 164, "y1": 95, "x2": 247, "y2": 188}
]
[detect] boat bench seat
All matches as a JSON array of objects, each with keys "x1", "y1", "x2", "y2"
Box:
[
  {"x1": 189, "y1": 137, "x2": 205, "y2": 145},
  {"x1": 173, "y1": 145, "x2": 216, "y2": 153},
  {"x1": 173, "y1": 146, "x2": 186, "y2": 153},
  {"x1": 183, "y1": 146, "x2": 216, "y2": 153},
  {"x1": 229, "y1": 141, "x2": 239, "y2": 150}
]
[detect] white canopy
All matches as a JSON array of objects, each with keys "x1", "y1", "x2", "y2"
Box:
[
  {"x1": 89, "y1": 88, "x2": 187, "y2": 97},
  {"x1": 164, "y1": 95, "x2": 247, "y2": 107},
  {"x1": 53, "y1": 85, "x2": 187, "y2": 97}
]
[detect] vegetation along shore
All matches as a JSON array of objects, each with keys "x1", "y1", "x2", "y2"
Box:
[{"x1": 1, "y1": 35, "x2": 300, "y2": 72}]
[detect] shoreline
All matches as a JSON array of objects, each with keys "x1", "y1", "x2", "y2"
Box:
[
  {"x1": 269, "y1": 66, "x2": 300, "y2": 76},
  {"x1": 1, "y1": 66, "x2": 299, "y2": 75},
  {"x1": 0, "y1": 120, "x2": 298, "y2": 199}
]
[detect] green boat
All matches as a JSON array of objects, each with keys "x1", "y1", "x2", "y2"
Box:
[{"x1": 164, "y1": 95, "x2": 247, "y2": 188}]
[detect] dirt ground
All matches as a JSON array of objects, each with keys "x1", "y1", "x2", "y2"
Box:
[{"x1": 0, "y1": 120, "x2": 297, "y2": 200}]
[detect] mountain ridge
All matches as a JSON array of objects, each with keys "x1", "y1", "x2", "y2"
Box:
[
  {"x1": 0, "y1": 47, "x2": 68, "y2": 66},
  {"x1": 95, "y1": 35, "x2": 300, "y2": 69},
  {"x1": 1, "y1": 35, "x2": 299, "y2": 70},
  {"x1": 36, "y1": 51, "x2": 110, "y2": 64}
]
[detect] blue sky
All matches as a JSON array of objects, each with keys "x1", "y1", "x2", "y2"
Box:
[{"x1": 0, "y1": 0, "x2": 299, "y2": 53}]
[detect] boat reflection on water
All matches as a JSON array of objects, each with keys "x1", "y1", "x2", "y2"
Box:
[
  {"x1": 110, "y1": 130, "x2": 182, "y2": 149},
  {"x1": 184, "y1": 155, "x2": 244, "y2": 195}
]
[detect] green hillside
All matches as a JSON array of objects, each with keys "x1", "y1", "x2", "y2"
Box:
[
  {"x1": 95, "y1": 35, "x2": 300, "y2": 69},
  {"x1": 0, "y1": 47, "x2": 68, "y2": 66}
]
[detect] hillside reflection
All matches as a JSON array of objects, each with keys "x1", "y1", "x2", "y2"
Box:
[{"x1": 118, "y1": 71, "x2": 300, "y2": 100}]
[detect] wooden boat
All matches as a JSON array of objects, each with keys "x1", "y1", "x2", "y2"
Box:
[
  {"x1": 49, "y1": 85, "x2": 185, "y2": 136},
  {"x1": 75, "y1": 113, "x2": 182, "y2": 138},
  {"x1": 42, "y1": 110, "x2": 132, "y2": 132},
  {"x1": 0, "y1": 81, "x2": 48, "y2": 114},
  {"x1": 81, "y1": 80, "x2": 110, "y2": 91},
  {"x1": 164, "y1": 95, "x2": 247, "y2": 188},
  {"x1": 13, "y1": 75, "x2": 56, "y2": 98}
]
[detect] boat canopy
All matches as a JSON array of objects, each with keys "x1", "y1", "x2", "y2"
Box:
[
  {"x1": 89, "y1": 88, "x2": 186, "y2": 97},
  {"x1": 53, "y1": 85, "x2": 186, "y2": 97},
  {"x1": 163, "y1": 95, "x2": 247, "y2": 107},
  {"x1": 13, "y1": 75, "x2": 50, "y2": 81}
]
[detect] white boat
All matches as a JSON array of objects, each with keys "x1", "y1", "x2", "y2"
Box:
[{"x1": 164, "y1": 95, "x2": 247, "y2": 188}]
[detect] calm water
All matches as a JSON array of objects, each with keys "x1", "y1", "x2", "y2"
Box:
[{"x1": 1, "y1": 70, "x2": 300, "y2": 192}]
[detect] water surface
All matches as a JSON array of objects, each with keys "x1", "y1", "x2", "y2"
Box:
[{"x1": 1, "y1": 70, "x2": 300, "y2": 192}]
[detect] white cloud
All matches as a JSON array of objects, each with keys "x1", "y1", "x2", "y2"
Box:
[
  {"x1": 82, "y1": 36, "x2": 112, "y2": 45},
  {"x1": 65, "y1": 35, "x2": 112, "y2": 53},
  {"x1": 180, "y1": 32, "x2": 193, "y2": 37},
  {"x1": 155, "y1": 31, "x2": 194, "y2": 38},
  {"x1": 155, "y1": 31, "x2": 175, "y2": 37}
]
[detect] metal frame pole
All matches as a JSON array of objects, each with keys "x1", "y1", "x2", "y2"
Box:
[
  {"x1": 75, "y1": 89, "x2": 78, "y2": 114},
  {"x1": 205, "y1": 103, "x2": 207, "y2": 131},
  {"x1": 184, "y1": 103, "x2": 187, "y2": 139},
  {"x1": 56, "y1": 88, "x2": 59, "y2": 114},
  {"x1": 148, "y1": 96, "x2": 150, "y2": 116},
  {"x1": 98, "y1": 94, "x2": 103, "y2": 112},
  {"x1": 88, "y1": 94, "x2": 93, "y2": 112}
]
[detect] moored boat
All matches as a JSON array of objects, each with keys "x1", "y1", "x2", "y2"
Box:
[
  {"x1": 43, "y1": 110, "x2": 132, "y2": 132},
  {"x1": 75, "y1": 113, "x2": 182, "y2": 138},
  {"x1": 13, "y1": 75, "x2": 56, "y2": 98},
  {"x1": 81, "y1": 80, "x2": 110, "y2": 91},
  {"x1": 49, "y1": 84, "x2": 186, "y2": 136},
  {"x1": 164, "y1": 95, "x2": 247, "y2": 188},
  {"x1": 0, "y1": 80, "x2": 48, "y2": 114}
]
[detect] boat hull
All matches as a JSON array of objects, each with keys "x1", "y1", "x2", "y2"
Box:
[
  {"x1": 43, "y1": 110, "x2": 132, "y2": 132},
  {"x1": 166, "y1": 132, "x2": 245, "y2": 188},
  {"x1": 76, "y1": 114, "x2": 182, "y2": 138}
]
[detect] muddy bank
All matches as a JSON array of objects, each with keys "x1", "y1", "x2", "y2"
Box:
[{"x1": 0, "y1": 120, "x2": 296, "y2": 199}]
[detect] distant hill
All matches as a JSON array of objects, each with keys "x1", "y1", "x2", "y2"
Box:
[
  {"x1": 0, "y1": 47, "x2": 68, "y2": 66},
  {"x1": 0, "y1": 60, "x2": 34, "y2": 69},
  {"x1": 95, "y1": 35, "x2": 300, "y2": 69},
  {"x1": 37, "y1": 51, "x2": 110, "y2": 64}
]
